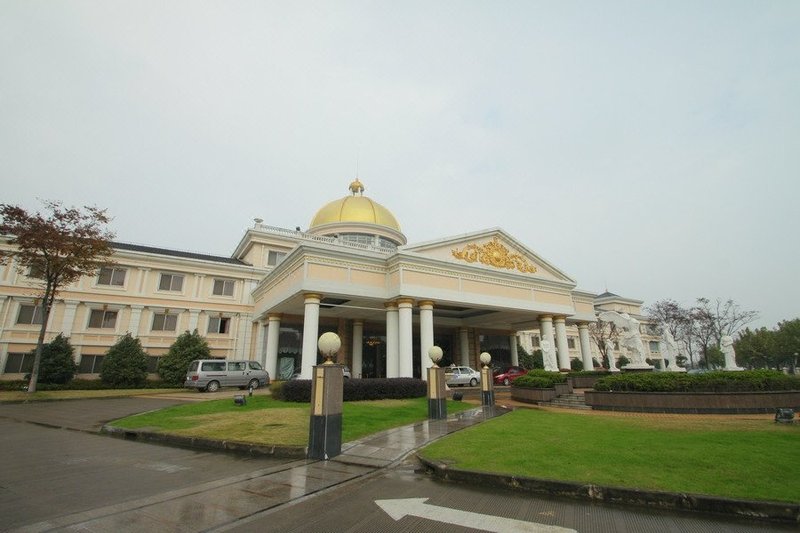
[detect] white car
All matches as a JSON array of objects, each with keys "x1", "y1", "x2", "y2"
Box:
[{"x1": 444, "y1": 366, "x2": 481, "y2": 387}]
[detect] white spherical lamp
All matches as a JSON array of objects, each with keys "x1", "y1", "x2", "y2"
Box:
[
  {"x1": 480, "y1": 352, "x2": 492, "y2": 367},
  {"x1": 318, "y1": 332, "x2": 342, "y2": 364},
  {"x1": 428, "y1": 346, "x2": 443, "y2": 367}
]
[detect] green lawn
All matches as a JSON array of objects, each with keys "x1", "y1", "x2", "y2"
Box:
[
  {"x1": 419, "y1": 409, "x2": 800, "y2": 503},
  {"x1": 0, "y1": 389, "x2": 178, "y2": 402},
  {"x1": 111, "y1": 396, "x2": 473, "y2": 446}
]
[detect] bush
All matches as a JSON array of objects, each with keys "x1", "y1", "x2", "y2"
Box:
[
  {"x1": 100, "y1": 333, "x2": 149, "y2": 388},
  {"x1": 35, "y1": 334, "x2": 78, "y2": 384},
  {"x1": 513, "y1": 370, "x2": 567, "y2": 389},
  {"x1": 568, "y1": 370, "x2": 612, "y2": 377},
  {"x1": 280, "y1": 377, "x2": 428, "y2": 403},
  {"x1": 269, "y1": 380, "x2": 286, "y2": 400},
  {"x1": 158, "y1": 330, "x2": 211, "y2": 385},
  {"x1": 593, "y1": 369, "x2": 800, "y2": 393},
  {"x1": 570, "y1": 358, "x2": 584, "y2": 371}
]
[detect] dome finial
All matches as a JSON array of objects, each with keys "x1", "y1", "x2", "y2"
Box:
[{"x1": 349, "y1": 178, "x2": 364, "y2": 196}]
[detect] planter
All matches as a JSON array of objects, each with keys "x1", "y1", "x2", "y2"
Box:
[
  {"x1": 568, "y1": 375, "x2": 607, "y2": 389},
  {"x1": 554, "y1": 382, "x2": 573, "y2": 396},
  {"x1": 584, "y1": 390, "x2": 800, "y2": 414},
  {"x1": 511, "y1": 387, "x2": 557, "y2": 404}
]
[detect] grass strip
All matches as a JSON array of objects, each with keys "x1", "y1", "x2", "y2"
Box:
[
  {"x1": 0, "y1": 389, "x2": 178, "y2": 402},
  {"x1": 111, "y1": 396, "x2": 472, "y2": 446},
  {"x1": 419, "y1": 409, "x2": 800, "y2": 503}
]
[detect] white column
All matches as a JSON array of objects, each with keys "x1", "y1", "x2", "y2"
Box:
[
  {"x1": 578, "y1": 323, "x2": 593, "y2": 370},
  {"x1": 300, "y1": 293, "x2": 321, "y2": 379},
  {"x1": 352, "y1": 320, "x2": 363, "y2": 378},
  {"x1": 385, "y1": 302, "x2": 399, "y2": 378},
  {"x1": 397, "y1": 298, "x2": 414, "y2": 378},
  {"x1": 510, "y1": 334, "x2": 519, "y2": 366},
  {"x1": 265, "y1": 314, "x2": 281, "y2": 377},
  {"x1": 554, "y1": 316, "x2": 570, "y2": 370},
  {"x1": 253, "y1": 318, "x2": 266, "y2": 365},
  {"x1": 236, "y1": 312, "x2": 252, "y2": 359},
  {"x1": 419, "y1": 300, "x2": 434, "y2": 380},
  {"x1": 459, "y1": 327, "x2": 470, "y2": 367},
  {"x1": 539, "y1": 315, "x2": 558, "y2": 372},
  {"x1": 188, "y1": 309, "x2": 200, "y2": 332},
  {"x1": 126, "y1": 304, "x2": 143, "y2": 337},
  {"x1": 0, "y1": 296, "x2": 7, "y2": 337}
]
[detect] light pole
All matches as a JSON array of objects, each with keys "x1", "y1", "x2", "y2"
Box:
[
  {"x1": 308, "y1": 332, "x2": 344, "y2": 460},
  {"x1": 480, "y1": 352, "x2": 494, "y2": 406},
  {"x1": 427, "y1": 346, "x2": 447, "y2": 420}
]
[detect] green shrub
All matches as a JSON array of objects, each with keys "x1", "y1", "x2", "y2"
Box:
[
  {"x1": 524, "y1": 369, "x2": 568, "y2": 383},
  {"x1": 269, "y1": 380, "x2": 286, "y2": 400},
  {"x1": 158, "y1": 330, "x2": 211, "y2": 385},
  {"x1": 100, "y1": 333, "x2": 149, "y2": 388},
  {"x1": 0, "y1": 379, "x2": 182, "y2": 391},
  {"x1": 570, "y1": 358, "x2": 584, "y2": 371},
  {"x1": 568, "y1": 370, "x2": 612, "y2": 377},
  {"x1": 593, "y1": 369, "x2": 800, "y2": 393},
  {"x1": 281, "y1": 378, "x2": 428, "y2": 403},
  {"x1": 513, "y1": 375, "x2": 556, "y2": 388},
  {"x1": 35, "y1": 334, "x2": 77, "y2": 384}
]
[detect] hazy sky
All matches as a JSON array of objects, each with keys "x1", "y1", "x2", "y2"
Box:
[{"x1": 2, "y1": 1, "x2": 798, "y2": 329}]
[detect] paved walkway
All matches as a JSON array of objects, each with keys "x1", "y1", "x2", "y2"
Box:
[{"x1": 7, "y1": 401, "x2": 508, "y2": 532}]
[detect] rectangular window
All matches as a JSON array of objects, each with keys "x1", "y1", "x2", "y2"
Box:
[
  {"x1": 530, "y1": 335, "x2": 540, "y2": 348},
  {"x1": 27, "y1": 262, "x2": 46, "y2": 279},
  {"x1": 208, "y1": 316, "x2": 230, "y2": 334},
  {"x1": 17, "y1": 304, "x2": 44, "y2": 325},
  {"x1": 146, "y1": 356, "x2": 160, "y2": 373},
  {"x1": 152, "y1": 313, "x2": 178, "y2": 332},
  {"x1": 78, "y1": 355, "x2": 104, "y2": 373},
  {"x1": 649, "y1": 340, "x2": 660, "y2": 353},
  {"x1": 4, "y1": 353, "x2": 35, "y2": 373},
  {"x1": 267, "y1": 251, "x2": 286, "y2": 266},
  {"x1": 201, "y1": 361, "x2": 226, "y2": 371},
  {"x1": 212, "y1": 278, "x2": 235, "y2": 296},
  {"x1": 567, "y1": 337, "x2": 576, "y2": 349},
  {"x1": 158, "y1": 273, "x2": 184, "y2": 292},
  {"x1": 88, "y1": 309, "x2": 118, "y2": 329},
  {"x1": 227, "y1": 362, "x2": 247, "y2": 371},
  {"x1": 97, "y1": 266, "x2": 126, "y2": 286}
]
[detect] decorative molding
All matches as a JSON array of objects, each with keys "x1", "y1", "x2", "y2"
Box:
[{"x1": 451, "y1": 237, "x2": 537, "y2": 274}]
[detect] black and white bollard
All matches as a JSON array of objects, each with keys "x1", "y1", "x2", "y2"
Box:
[
  {"x1": 427, "y1": 346, "x2": 447, "y2": 420},
  {"x1": 480, "y1": 351, "x2": 495, "y2": 406},
  {"x1": 308, "y1": 332, "x2": 344, "y2": 460}
]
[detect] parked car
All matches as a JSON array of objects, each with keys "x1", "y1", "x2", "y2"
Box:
[
  {"x1": 184, "y1": 359, "x2": 270, "y2": 392},
  {"x1": 493, "y1": 366, "x2": 528, "y2": 386},
  {"x1": 444, "y1": 366, "x2": 481, "y2": 387}
]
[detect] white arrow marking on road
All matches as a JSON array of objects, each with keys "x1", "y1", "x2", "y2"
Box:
[{"x1": 375, "y1": 498, "x2": 577, "y2": 533}]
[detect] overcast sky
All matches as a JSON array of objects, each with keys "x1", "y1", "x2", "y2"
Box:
[{"x1": 2, "y1": 1, "x2": 798, "y2": 330}]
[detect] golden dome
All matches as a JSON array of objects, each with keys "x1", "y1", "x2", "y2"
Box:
[{"x1": 309, "y1": 180, "x2": 402, "y2": 233}]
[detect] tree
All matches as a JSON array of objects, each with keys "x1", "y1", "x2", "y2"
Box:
[
  {"x1": 694, "y1": 297, "x2": 758, "y2": 348},
  {"x1": 35, "y1": 333, "x2": 77, "y2": 384},
  {"x1": 100, "y1": 333, "x2": 149, "y2": 388},
  {"x1": 0, "y1": 201, "x2": 114, "y2": 392},
  {"x1": 519, "y1": 346, "x2": 543, "y2": 370},
  {"x1": 734, "y1": 327, "x2": 776, "y2": 369},
  {"x1": 645, "y1": 299, "x2": 689, "y2": 341},
  {"x1": 588, "y1": 319, "x2": 619, "y2": 368},
  {"x1": 158, "y1": 330, "x2": 210, "y2": 384}
]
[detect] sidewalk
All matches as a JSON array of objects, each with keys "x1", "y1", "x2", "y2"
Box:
[{"x1": 17, "y1": 405, "x2": 510, "y2": 532}]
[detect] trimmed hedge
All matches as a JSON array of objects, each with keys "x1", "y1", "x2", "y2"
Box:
[
  {"x1": 593, "y1": 370, "x2": 800, "y2": 393},
  {"x1": 277, "y1": 378, "x2": 427, "y2": 403},
  {"x1": 568, "y1": 370, "x2": 612, "y2": 377},
  {"x1": 0, "y1": 379, "x2": 182, "y2": 391},
  {"x1": 513, "y1": 370, "x2": 568, "y2": 389}
]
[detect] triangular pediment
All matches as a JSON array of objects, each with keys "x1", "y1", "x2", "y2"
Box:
[{"x1": 401, "y1": 228, "x2": 575, "y2": 284}]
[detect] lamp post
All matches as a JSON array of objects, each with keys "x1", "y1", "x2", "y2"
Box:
[
  {"x1": 427, "y1": 346, "x2": 447, "y2": 420},
  {"x1": 480, "y1": 351, "x2": 494, "y2": 406},
  {"x1": 308, "y1": 332, "x2": 344, "y2": 460}
]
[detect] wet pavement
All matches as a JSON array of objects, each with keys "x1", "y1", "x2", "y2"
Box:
[{"x1": 2, "y1": 397, "x2": 509, "y2": 532}]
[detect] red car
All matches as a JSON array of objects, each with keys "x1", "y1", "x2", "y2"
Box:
[{"x1": 493, "y1": 366, "x2": 527, "y2": 386}]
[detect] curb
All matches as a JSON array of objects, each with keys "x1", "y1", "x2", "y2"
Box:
[
  {"x1": 417, "y1": 456, "x2": 800, "y2": 525},
  {"x1": 102, "y1": 425, "x2": 308, "y2": 459}
]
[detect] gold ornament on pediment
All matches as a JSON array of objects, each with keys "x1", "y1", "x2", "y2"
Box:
[{"x1": 451, "y1": 237, "x2": 537, "y2": 274}]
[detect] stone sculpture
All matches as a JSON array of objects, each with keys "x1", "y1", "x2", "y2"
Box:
[
  {"x1": 540, "y1": 339, "x2": 559, "y2": 372},
  {"x1": 598, "y1": 311, "x2": 652, "y2": 369},
  {"x1": 720, "y1": 335, "x2": 744, "y2": 371},
  {"x1": 605, "y1": 339, "x2": 619, "y2": 372}
]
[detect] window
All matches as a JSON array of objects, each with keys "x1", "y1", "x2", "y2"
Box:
[
  {"x1": 201, "y1": 361, "x2": 226, "y2": 371},
  {"x1": 17, "y1": 304, "x2": 44, "y2": 325},
  {"x1": 267, "y1": 251, "x2": 286, "y2": 266},
  {"x1": 146, "y1": 356, "x2": 161, "y2": 373},
  {"x1": 649, "y1": 340, "x2": 660, "y2": 353},
  {"x1": 248, "y1": 361, "x2": 263, "y2": 371},
  {"x1": 97, "y1": 266, "x2": 126, "y2": 286},
  {"x1": 567, "y1": 337, "x2": 576, "y2": 349},
  {"x1": 152, "y1": 313, "x2": 178, "y2": 332},
  {"x1": 208, "y1": 316, "x2": 230, "y2": 334},
  {"x1": 78, "y1": 355, "x2": 104, "y2": 373},
  {"x1": 88, "y1": 309, "x2": 118, "y2": 329},
  {"x1": 227, "y1": 362, "x2": 247, "y2": 371},
  {"x1": 158, "y1": 273, "x2": 184, "y2": 291},
  {"x1": 212, "y1": 278, "x2": 235, "y2": 296},
  {"x1": 27, "y1": 262, "x2": 46, "y2": 279},
  {"x1": 4, "y1": 353, "x2": 35, "y2": 373},
  {"x1": 530, "y1": 335, "x2": 540, "y2": 348}
]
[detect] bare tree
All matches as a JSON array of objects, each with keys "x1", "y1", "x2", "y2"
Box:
[
  {"x1": 0, "y1": 201, "x2": 114, "y2": 392},
  {"x1": 588, "y1": 319, "x2": 619, "y2": 369}
]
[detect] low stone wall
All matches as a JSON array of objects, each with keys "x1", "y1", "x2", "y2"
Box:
[
  {"x1": 568, "y1": 375, "x2": 607, "y2": 389},
  {"x1": 554, "y1": 382, "x2": 572, "y2": 396},
  {"x1": 584, "y1": 390, "x2": 800, "y2": 414},
  {"x1": 511, "y1": 387, "x2": 556, "y2": 404}
]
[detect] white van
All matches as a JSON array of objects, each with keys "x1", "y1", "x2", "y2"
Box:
[{"x1": 184, "y1": 359, "x2": 270, "y2": 392}]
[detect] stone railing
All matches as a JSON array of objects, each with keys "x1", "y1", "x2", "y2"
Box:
[{"x1": 584, "y1": 390, "x2": 800, "y2": 414}]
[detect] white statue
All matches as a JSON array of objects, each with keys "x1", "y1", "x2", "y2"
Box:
[
  {"x1": 605, "y1": 339, "x2": 619, "y2": 372},
  {"x1": 659, "y1": 327, "x2": 680, "y2": 371},
  {"x1": 598, "y1": 311, "x2": 652, "y2": 369},
  {"x1": 720, "y1": 335, "x2": 744, "y2": 371},
  {"x1": 540, "y1": 339, "x2": 558, "y2": 372}
]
